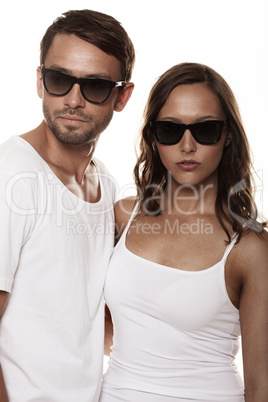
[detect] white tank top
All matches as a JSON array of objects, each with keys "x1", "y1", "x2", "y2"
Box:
[{"x1": 102, "y1": 206, "x2": 244, "y2": 401}]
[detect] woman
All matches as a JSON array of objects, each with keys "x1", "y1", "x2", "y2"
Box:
[{"x1": 100, "y1": 63, "x2": 268, "y2": 401}]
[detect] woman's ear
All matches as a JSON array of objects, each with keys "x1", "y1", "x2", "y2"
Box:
[
  {"x1": 225, "y1": 131, "x2": 232, "y2": 147},
  {"x1": 114, "y1": 83, "x2": 134, "y2": 112}
]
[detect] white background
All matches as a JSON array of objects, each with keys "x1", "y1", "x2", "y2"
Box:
[{"x1": 1, "y1": 0, "x2": 268, "y2": 378}]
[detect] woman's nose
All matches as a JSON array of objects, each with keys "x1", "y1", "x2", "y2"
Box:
[{"x1": 179, "y1": 129, "x2": 197, "y2": 153}]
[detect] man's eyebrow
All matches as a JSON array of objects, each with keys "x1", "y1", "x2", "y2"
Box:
[{"x1": 45, "y1": 65, "x2": 113, "y2": 80}]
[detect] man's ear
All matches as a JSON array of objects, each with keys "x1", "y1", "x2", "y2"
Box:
[
  {"x1": 36, "y1": 67, "x2": 43, "y2": 99},
  {"x1": 114, "y1": 83, "x2": 134, "y2": 112}
]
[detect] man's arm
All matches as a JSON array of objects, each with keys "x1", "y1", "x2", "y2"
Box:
[{"x1": 0, "y1": 291, "x2": 9, "y2": 402}]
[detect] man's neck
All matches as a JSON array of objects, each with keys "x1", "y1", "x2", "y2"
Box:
[
  {"x1": 20, "y1": 121, "x2": 100, "y2": 202},
  {"x1": 21, "y1": 121, "x2": 96, "y2": 181}
]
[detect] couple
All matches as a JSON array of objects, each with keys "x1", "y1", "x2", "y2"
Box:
[{"x1": 0, "y1": 9, "x2": 267, "y2": 402}]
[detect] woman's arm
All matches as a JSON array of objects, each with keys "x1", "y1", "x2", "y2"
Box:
[
  {"x1": 0, "y1": 364, "x2": 8, "y2": 402},
  {"x1": 104, "y1": 304, "x2": 113, "y2": 356},
  {"x1": 238, "y1": 230, "x2": 268, "y2": 401},
  {"x1": 0, "y1": 291, "x2": 9, "y2": 402}
]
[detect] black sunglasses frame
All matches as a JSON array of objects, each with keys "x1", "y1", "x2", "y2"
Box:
[
  {"x1": 150, "y1": 120, "x2": 227, "y2": 145},
  {"x1": 41, "y1": 66, "x2": 126, "y2": 104}
]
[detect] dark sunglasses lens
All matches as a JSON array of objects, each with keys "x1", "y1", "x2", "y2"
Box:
[
  {"x1": 153, "y1": 122, "x2": 184, "y2": 145},
  {"x1": 44, "y1": 71, "x2": 72, "y2": 95},
  {"x1": 82, "y1": 79, "x2": 113, "y2": 103},
  {"x1": 193, "y1": 121, "x2": 223, "y2": 144}
]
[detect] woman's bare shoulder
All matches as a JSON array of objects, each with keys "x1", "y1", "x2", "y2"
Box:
[
  {"x1": 232, "y1": 228, "x2": 268, "y2": 276},
  {"x1": 114, "y1": 196, "x2": 138, "y2": 240},
  {"x1": 239, "y1": 228, "x2": 267, "y2": 253}
]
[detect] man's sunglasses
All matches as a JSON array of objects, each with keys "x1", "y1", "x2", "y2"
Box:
[
  {"x1": 150, "y1": 120, "x2": 227, "y2": 145},
  {"x1": 41, "y1": 66, "x2": 126, "y2": 104}
]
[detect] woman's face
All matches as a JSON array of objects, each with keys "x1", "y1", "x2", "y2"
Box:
[{"x1": 155, "y1": 83, "x2": 229, "y2": 190}]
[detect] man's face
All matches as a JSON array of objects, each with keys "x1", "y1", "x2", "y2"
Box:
[{"x1": 37, "y1": 33, "x2": 127, "y2": 146}]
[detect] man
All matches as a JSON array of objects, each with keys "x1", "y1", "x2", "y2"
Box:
[{"x1": 0, "y1": 9, "x2": 134, "y2": 401}]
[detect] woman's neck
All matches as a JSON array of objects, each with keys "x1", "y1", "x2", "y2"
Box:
[{"x1": 162, "y1": 175, "x2": 218, "y2": 216}]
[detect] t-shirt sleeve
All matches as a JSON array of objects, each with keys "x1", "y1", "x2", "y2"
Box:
[{"x1": 0, "y1": 170, "x2": 37, "y2": 292}]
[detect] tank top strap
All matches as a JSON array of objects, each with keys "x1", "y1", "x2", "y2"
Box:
[
  {"x1": 120, "y1": 201, "x2": 140, "y2": 242},
  {"x1": 222, "y1": 234, "x2": 238, "y2": 262}
]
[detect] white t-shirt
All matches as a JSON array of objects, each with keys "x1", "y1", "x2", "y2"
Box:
[{"x1": 0, "y1": 136, "x2": 117, "y2": 402}]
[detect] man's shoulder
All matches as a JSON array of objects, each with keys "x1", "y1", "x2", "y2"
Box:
[
  {"x1": 0, "y1": 136, "x2": 21, "y2": 156},
  {"x1": 93, "y1": 157, "x2": 118, "y2": 196},
  {"x1": 93, "y1": 157, "x2": 112, "y2": 175},
  {"x1": 0, "y1": 136, "x2": 43, "y2": 173}
]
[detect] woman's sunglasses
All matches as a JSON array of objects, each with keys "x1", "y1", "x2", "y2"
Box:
[
  {"x1": 150, "y1": 120, "x2": 227, "y2": 145},
  {"x1": 41, "y1": 66, "x2": 126, "y2": 104}
]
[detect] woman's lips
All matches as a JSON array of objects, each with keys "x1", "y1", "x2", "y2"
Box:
[{"x1": 177, "y1": 160, "x2": 200, "y2": 171}]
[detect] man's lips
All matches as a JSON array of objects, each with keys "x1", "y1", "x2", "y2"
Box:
[
  {"x1": 177, "y1": 160, "x2": 201, "y2": 171},
  {"x1": 60, "y1": 115, "x2": 87, "y2": 125}
]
